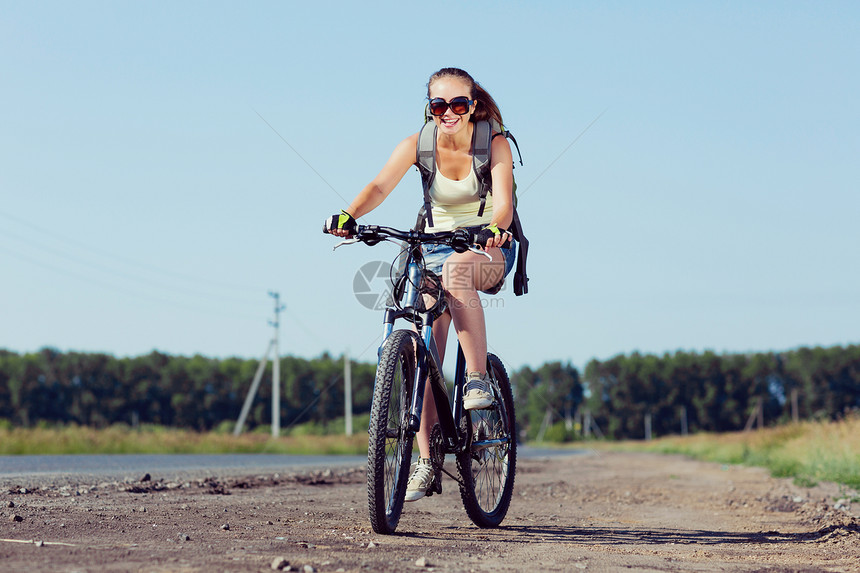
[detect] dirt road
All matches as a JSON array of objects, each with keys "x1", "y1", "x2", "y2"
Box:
[{"x1": 2, "y1": 451, "x2": 859, "y2": 572}]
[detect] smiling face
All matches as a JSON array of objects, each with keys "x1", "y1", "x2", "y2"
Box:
[{"x1": 428, "y1": 76, "x2": 475, "y2": 136}]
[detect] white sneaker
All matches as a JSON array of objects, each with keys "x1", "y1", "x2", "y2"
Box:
[
  {"x1": 463, "y1": 372, "x2": 493, "y2": 410},
  {"x1": 405, "y1": 458, "x2": 434, "y2": 502}
]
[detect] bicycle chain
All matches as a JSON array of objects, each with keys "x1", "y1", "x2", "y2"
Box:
[{"x1": 427, "y1": 423, "x2": 444, "y2": 496}]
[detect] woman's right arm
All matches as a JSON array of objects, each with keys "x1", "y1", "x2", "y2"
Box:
[{"x1": 344, "y1": 133, "x2": 419, "y2": 220}]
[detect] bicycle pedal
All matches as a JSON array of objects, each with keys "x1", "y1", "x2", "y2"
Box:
[
  {"x1": 425, "y1": 480, "x2": 441, "y2": 497},
  {"x1": 429, "y1": 467, "x2": 443, "y2": 496},
  {"x1": 432, "y1": 474, "x2": 443, "y2": 495}
]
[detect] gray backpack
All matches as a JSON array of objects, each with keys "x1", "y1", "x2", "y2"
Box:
[{"x1": 415, "y1": 118, "x2": 529, "y2": 296}]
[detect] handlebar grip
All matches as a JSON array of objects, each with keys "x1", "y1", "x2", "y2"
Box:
[
  {"x1": 323, "y1": 212, "x2": 358, "y2": 235},
  {"x1": 472, "y1": 228, "x2": 512, "y2": 249}
]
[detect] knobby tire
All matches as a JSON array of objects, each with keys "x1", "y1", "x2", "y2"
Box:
[
  {"x1": 456, "y1": 354, "x2": 517, "y2": 528},
  {"x1": 367, "y1": 330, "x2": 417, "y2": 534}
]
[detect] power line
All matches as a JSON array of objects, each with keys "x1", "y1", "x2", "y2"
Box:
[
  {"x1": 1, "y1": 233, "x2": 331, "y2": 351},
  {"x1": 253, "y1": 109, "x2": 351, "y2": 208},
  {"x1": 1, "y1": 227, "x2": 263, "y2": 307},
  {"x1": 0, "y1": 209, "x2": 261, "y2": 293},
  {"x1": 517, "y1": 108, "x2": 607, "y2": 197},
  {"x1": 0, "y1": 245, "x2": 265, "y2": 323}
]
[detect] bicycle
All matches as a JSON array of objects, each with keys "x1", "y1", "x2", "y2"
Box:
[{"x1": 329, "y1": 224, "x2": 517, "y2": 535}]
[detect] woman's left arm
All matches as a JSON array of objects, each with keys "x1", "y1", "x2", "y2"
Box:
[{"x1": 487, "y1": 135, "x2": 514, "y2": 247}]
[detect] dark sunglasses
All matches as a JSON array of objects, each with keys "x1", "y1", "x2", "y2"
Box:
[{"x1": 428, "y1": 96, "x2": 474, "y2": 116}]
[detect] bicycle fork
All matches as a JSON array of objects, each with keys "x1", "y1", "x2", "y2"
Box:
[{"x1": 376, "y1": 312, "x2": 466, "y2": 453}]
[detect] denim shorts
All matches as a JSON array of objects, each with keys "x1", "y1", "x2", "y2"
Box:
[{"x1": 421, "y1": 238, "x2": 517, "y2": 294}]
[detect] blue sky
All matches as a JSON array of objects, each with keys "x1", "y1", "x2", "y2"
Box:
[{"x1": 2, "y1": 1, "x2": 858, "y2": 373}]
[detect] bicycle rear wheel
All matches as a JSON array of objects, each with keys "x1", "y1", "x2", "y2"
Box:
[
  {"x1": 367, "y1": 330, "x2": 416, "y2": 534},
  {"x1": 457, "y1": 353, "x2": 517, "y2": 528}
]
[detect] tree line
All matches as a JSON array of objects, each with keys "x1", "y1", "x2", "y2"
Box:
[
  {"x1": 0, "y1": 348, "x2": 376, "y2": 432},
  {"x1": 578, "y1": 345, "x2": 860, "y2": 439},
  {"x1": 509, "y1": 346, "x2": 860, "y2": 441},
  {"x1": 1, "y1": 345, "x2": 858, "y2": 439}
]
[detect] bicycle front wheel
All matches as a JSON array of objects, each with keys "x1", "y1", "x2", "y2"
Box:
[
  {"x1": 457, "y1": 353, "x2": 517, "y2": 528},
  {"x1": 367, "y1": 330, "x2": 417, "y2": 534}
]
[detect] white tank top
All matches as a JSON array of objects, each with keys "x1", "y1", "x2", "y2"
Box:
[{"x1": 425, "y1": 166, "x2": 493, "y2": 232}]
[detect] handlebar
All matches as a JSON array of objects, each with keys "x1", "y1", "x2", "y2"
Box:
[{"x1": 326, "y1": 225, "x2": 510, "y2": 252}]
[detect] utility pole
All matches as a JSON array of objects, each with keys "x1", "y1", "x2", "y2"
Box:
[
  {"x1": 233, "y1": 340, "x2": 274, "y2": 436},
  {"x1": 536, "y1": 408, "x2": 553, "y2": 442},
  {"x1": 583, "y1": 409, "x2": 592, "y2": 439},
  {"x1": 744, "y1": 397, "x2": 764, "y2": 432},
  {"x1": 791, "y1": 388, "x2": 799, "y2": 423},
  {"x1": 344, "y1": 352, "x2": 353, "y2": 436},
  {"x1": 233, "y1": 292, "x2": 285, "y2": 437},
  {"x1": 680, "y1": 405, "x2": 688, "y2": 436},
  {"x1": 269, "y1": 291, "x2": 285, "y2": 438}
]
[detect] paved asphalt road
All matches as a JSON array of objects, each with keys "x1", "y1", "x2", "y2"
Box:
[{"x1": 0, "y1": 447, "x2": 585, "y2": 487}]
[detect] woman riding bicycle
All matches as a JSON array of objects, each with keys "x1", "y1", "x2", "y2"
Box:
[{"x1": 325, "y1": 67, "x2": 516, "y2": 501}]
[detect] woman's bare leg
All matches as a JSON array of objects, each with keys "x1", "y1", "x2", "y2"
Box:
[
  {"x1": 442, "y1": 248, "x2": 505, "y2": 374},
  {"x1": 414, "y1": 310, "x2": 451, "y2": 458},
  {"x1": 412, "y1": 247, "x2": 503, "y2": 457}
]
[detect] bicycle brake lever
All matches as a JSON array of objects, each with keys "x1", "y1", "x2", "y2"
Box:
[
  {"x1": 333, "y1": 238, "x2": 361, "y2": 250},
  {"x1": 468, "y1": 246, "x2": 493, "y2": 260}
]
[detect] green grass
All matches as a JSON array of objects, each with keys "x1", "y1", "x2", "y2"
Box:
[
  {"x1": 599, "y1": 414, "x2": 860, "y2": 490},
  {"x1": 6, "y1": 415, "x2": 858, "y2": 495},
  {"x1": 0, "y1": 420, "x2": 370, "y2": 456}
]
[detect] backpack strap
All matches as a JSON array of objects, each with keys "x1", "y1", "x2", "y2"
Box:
[
  {"x1": 472, "y1": 120, "x2": 492, "y2": 217},
  {"x1": 415, "y1": 117, "x2": 529, "y2": 295},
  {"x1": 416, "y1": 121, "x2": 437, "y2": 229},
  {"x1": 510, "y1": 209, "x2": 529, "y2": 296},
  {"x1": 488, "y1": 118, "x2": 523, "y2": 167},
  {"x1": 485, "y1": 119, "x2": 528, "y2": 295},
  {"x1": 414, "y1": 204, "x2": 427, "y2": 232},
  {"x1": 494, "y1": 130, "x2": 523, "y2": 168},
  {"x1": 417, "y1": 120, "x2": 492, "y2": 226}
]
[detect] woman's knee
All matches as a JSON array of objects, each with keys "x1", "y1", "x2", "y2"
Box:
[
  {"x1": 442, "y1": 253, "x2": 501, "y2": 289},
  {"x1": 441, "y1": 255, "x2": 475, "y2": 292}
]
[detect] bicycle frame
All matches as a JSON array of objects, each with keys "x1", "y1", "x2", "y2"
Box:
[
  {"x1": 337, "y1": 223, "x2": 517, "y2": 534},
  {"x1": 377, "y1": 241, "x2": 469, "y2": 454}
]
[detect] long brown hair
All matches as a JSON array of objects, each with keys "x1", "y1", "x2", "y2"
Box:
[{"x1": 427, "y1": 67, "x2": 504, "y2": 127}]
